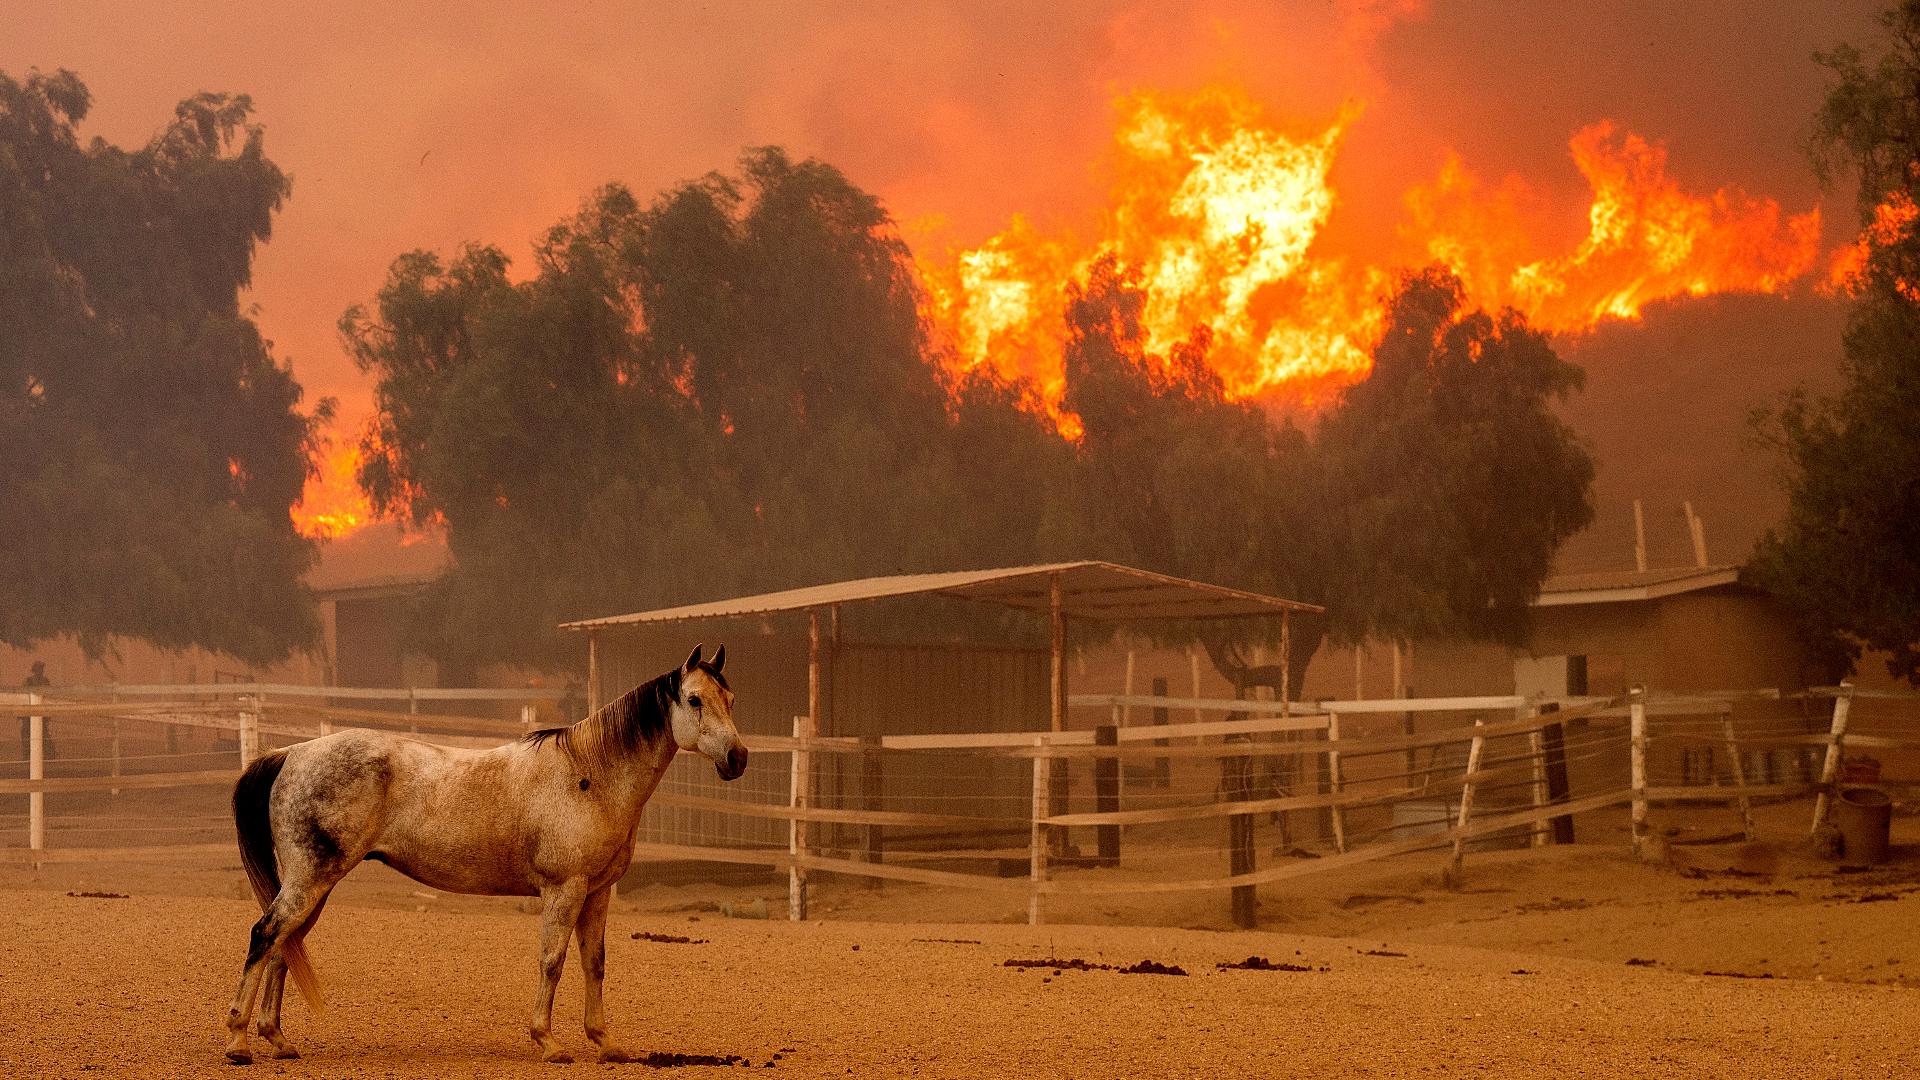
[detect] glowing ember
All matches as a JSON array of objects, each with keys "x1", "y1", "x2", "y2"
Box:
[
  {"x1": 292, "y1": 442, "x2": 373, "y2": 539},
  {"x1": 926, "y1": 87, "x2": 1826, "y2": 426}
]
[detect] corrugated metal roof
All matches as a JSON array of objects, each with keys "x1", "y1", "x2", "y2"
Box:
[
  {"x1": 1534, "y1": 564, "x2": 1742, "y2": 607},
  {"x1": 559, "y1": 561, "x2": 1320, "y2": 630}
]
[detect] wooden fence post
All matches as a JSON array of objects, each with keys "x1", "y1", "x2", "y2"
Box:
[
  {"x1": 1095, "y1": 720, "x2": 1120, "y2": 867},
  {"x1": 789, "y1": 714, "x2": 813, "y2": 922},
  {"x1": 1447, "y1": 718, "x2": 1486, "y2": 883},
  {"x1": 861, "y1": 734, "x2": 884, "y2": 883},
  {"x1": 1538, "y1": 702, "x2": 1574, "y2": 843},
  {"x1": 1029, "y1": 736, "x2": 1048, "y2": 926},
  {"x1": 1629, "y1": 687, "x2": 1649, "y2": 856},
  {"x1": 27, "y1": 691, "x2": 44, "y2": 864},
  {"x1": 407, "y1": 687, "x2": 419, "y2": 735},
  {"x1": 1326, "y1": 711, "x2": 1348, "y2": 854},
  {"x1": 1721, "y1": 707, "x2": 1757, "y2": 841},
  {"x1": 109, "y1": 689, "x2": 122, "y2": 797},
  {"x1": 1152, "y1": 677, "x2": 1171, "y2": 787},
  {"x1": 238, "y1": 695, "x2": 259, "y2": 767},
  {"x1": 520, "y1": 704, "x2": 535, "y2": 734},
  {"x1": 1528, "y1": 710, "x2": 1550, "y2": 847},
  {"x1": 1811, "y1": 683, "x2": 1855, "y2": 835},
  {"x1": 1225, "y1": 733, "x2": 1257, "y2": 928}
]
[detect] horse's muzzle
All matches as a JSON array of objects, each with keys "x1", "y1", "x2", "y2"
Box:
[{"x1": 716, "y1": 742, "x2": 748, "y2": 781}]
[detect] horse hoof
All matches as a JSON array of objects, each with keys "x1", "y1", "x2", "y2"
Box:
[
  {"x1": 598, "y1": 1046, "x2": 636, "y2": 1063},
  {"x1": 270, "y1": 1045, "x2": 301, "y2": 1060},
  {"x1": 224, "y1": 1047, "x2": 253, "y2": 1066},
  {"x1": 540, "y1": 1048, "x2": 574, "y2": 1064}
]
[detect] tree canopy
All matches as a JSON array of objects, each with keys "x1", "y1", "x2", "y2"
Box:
[
  {"x1": 348, "y1": 149, "x2": 1072, "y2": 672},
  {"x1": 1750, "y1": 2, "x2": 1920, "y2": 683},
  {"x1": 0, "y1": 69, "x2": 322, "y2": 664},
  {"x1": 354, "y1": 151, "x2": 1594, "y2": 685}
]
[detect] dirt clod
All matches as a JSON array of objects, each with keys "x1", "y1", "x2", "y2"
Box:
[{"x1": 1217, "y1": 956, "x2": 1317, "y2": 972}]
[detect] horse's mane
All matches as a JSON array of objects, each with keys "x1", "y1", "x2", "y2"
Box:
[{"x1": 522, "y1": 667, "x2": 683, "y2": 764}]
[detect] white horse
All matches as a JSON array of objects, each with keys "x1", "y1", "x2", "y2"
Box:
[{"x1": 222, "y1": 644, "x2": 744, "y2": 1064}]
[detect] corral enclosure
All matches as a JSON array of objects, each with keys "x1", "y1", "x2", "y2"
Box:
[{"x1": 8, "y1": 666, "x2": 1919, "y2": 932}]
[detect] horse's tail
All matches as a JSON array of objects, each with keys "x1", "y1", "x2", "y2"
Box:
[{"x1": 232, "y1": 750, "x2": 325, "y2": 1013}]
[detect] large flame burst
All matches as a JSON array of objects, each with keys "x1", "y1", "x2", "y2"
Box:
[
  {"x1": 292, "y1": 440, "x2": 372, "y2": 539},
  {"x1": 922, "y1": 87, "x2": 1824, "y2": 421}
]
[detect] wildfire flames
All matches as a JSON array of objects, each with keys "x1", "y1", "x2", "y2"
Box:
[
  {"x1": 923, "y1": 87, "x2": 1824, "y2": 414},
  {"x1": 1828, "y1": 190, "x2": 1919, "y2": 299},
  {"x1": 292, "y1": 441, "x2": 372, "y2": 539},
  {"x1": 297, "y1": 84, "x2": 1840, "y2": 538}
]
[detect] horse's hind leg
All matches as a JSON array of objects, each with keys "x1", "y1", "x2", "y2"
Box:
[
  {"x1": 529, "y1": 880, "x2": 590, "y2": 1063},
  {"x1": 224, "y1": 875, "x2": 337, "y2": 1063},
  {"x1": 575, "y1": 885, "x2": 631, "y2": 1063},
  {"x1": 255, "y1": 895, "x2": 330, "y2": 1059}
]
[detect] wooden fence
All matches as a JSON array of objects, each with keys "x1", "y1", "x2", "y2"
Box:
[{"x1": 5, "y1": 682, "x2": 1917, "y2": 929}]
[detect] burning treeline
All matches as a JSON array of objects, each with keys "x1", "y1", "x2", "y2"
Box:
[
  {"x1": 297, "y1": 84, "x2": 1830, "y2": 537},
  {"x1": 919, "y1": 87, "x2": 1823, "y2": 421}
]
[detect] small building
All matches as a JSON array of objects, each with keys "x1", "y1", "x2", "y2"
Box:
[{"x1": 1340, "y1": 564, "x2": 1823, "y2": 702}]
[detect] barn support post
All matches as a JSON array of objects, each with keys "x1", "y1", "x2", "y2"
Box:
[
  {"x1": 1047, "y1": 573, "x2": 1070, "y2": 857},
  {"x1": 1811, "y1": 683, "x2": 1855, "y2": 835},
  {"x1": 1629, "y1": 687, "x2": 1650, "y2": 856},
  {"x1": 1279, "y1": 611, "x2": 1291, "y2": 719},
  {"x1": 1633, "y1": 498, "x2": 1648, "y2": 572},
  {"x1": 789, "y1": 713, "x2": 814, "y2": 922},
  {"x1": 27, "y1": 691, "x2": 44, "y2": 863},
  {"x1": 1721, "y1": 707, "x2": 1757, "y2": 841},
  {"x1": 825, "y1": 605, "x2": 841, "y2": 848},
  {"x1": 586, "y1": 632, "x2": 603, "y2": 714},
  {"x1": 407, "y1": 686, "x2": 419, "y2": 735},
  {"x1": 1095, "y1": 717, "x2": 1120, "y2": 867},
  {"x1": 519, "y1": 704, "x2": 536, "y2": 734},
  {"x1": 1326, "y1": 710, "x2": 1348, "y2": 853},
  {"x1": 1446, "y1": 718, "x2": 1486, "y2": 883},
  {"x1": 1122, "y1": 649, "x2": 1136, "y2": 728},
  {"x1": 109, "y1": 689, "x2": 122, "y2": 797},
  {"x1": 861, "y1": 734, "x2": 884, "y2": 882},
  {"x1": 1029, "y1": 736, "x2": 1048, "y2": 926},
  {"x1": 1188, "y1": 649, "x2": 1203, "y2": 723},
  {"x1": 1151, "y1": 677, "x2": 1171, "y2": 788},
  {"x1": 1224, "y1": 675, "x2": 1258, "y2": 928}
]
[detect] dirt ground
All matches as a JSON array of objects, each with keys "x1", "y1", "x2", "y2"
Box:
[{"x1": 3, "y1": 808, "x2": 1919, "y2": 1079}]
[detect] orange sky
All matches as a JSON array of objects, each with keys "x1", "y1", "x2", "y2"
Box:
[{"x1": 3, "y1": 0, "x2": 1884, "y2": 439}]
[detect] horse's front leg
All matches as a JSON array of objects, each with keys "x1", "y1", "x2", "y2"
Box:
[
  {"x1": 530, "y1": 880, "x2": 590, "y2": 1063},
  {"x1": 574, "y1": 885, "x2": 631, "y2": 1062}
]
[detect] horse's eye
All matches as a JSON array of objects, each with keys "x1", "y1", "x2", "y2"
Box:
[{"x1": 688, "y1": 694, "x2": 702, "y2": 709}]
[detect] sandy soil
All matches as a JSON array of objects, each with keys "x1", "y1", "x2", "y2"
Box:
[{"x1": 3, "y1": 817, "x2": 1919, "y2": 1079}]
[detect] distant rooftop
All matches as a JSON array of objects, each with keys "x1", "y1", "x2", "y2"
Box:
[
  {"x1": 1534, "y1": 564, "x2": 1741, "y2": 607},
  {"x1": 560, "y1": 561, "x2": 1321, "y2": 630}
]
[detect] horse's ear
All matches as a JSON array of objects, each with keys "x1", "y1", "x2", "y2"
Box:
[
  {"x1": 684, "y1": 644, "x2": 703, "y2": 672},
  {"x1": 711, "y1": 644, "x2": 725, "y2": 673}
]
